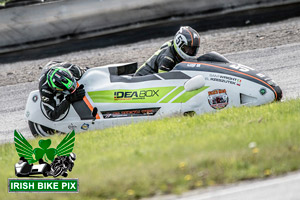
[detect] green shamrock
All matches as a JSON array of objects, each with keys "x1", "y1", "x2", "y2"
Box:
[
  {"x1": 14, "y1": 130, "x2": 75, "y2": 164},
  {"x1": 33, "y1": 139, "x2": 57, "y2": 162}
]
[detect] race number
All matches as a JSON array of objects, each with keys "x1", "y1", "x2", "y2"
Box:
[
  {"x1": 229, "y1": 63, "x2": 254, "y2": 72},
  {"x1": 175, "y1": 35, "x2": 184, "y2": 47}
]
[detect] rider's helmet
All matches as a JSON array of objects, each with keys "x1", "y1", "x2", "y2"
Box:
[
  {"x1": 46, "y1": 67, "x2": 77, "y2": 95},
  {"x1": 69, "y1": 153, "x2": 76, "y2": 161},
  {"x1": 173, "y1": 26, "x2": 201, "y2": 60}
]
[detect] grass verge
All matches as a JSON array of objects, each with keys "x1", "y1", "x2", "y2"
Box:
[
  {"x1": 1, "y1": 99, "x2": 300, "y2": 200},
  {"x1": 0, "y1": 0, "x2": 11, "y2": 6}
]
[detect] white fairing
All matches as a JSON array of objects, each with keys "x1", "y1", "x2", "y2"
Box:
[
  {"x1": 31, "y1": 164, "x2": 47, "y2": 173},
  {"x1": 25, "y1": 57, "x2": 279, "y2": 136},
  {"x1": 15, "y1": 162, "x2": 26, "y2": 174}
]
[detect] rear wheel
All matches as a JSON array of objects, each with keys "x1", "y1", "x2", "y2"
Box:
[
  {"x1": 28, "y1": 121, "x2": 58, "y2": 137},
  {"x1": 42, "y1": 164, "x2": 51, "y2": 177}
]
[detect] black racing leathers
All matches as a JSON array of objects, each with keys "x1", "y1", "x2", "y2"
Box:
[
  {"x1": 39, "y1": 61, "x2": 86, "y2": 121},
  {"x1": 134, "y1": 40, "x2": 183, "y2": 76}
]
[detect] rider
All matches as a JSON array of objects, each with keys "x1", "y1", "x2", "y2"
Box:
[
  {"x1": 134, "y1": 26, "x2": 200, "y2": 76},
  {"x1": 39, "y1": 61, "x2": 86, "y2": 121}
]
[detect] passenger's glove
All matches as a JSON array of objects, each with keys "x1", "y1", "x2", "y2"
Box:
[{"x1": 66, "y1": 85, "x2": 85, "y2": 103}]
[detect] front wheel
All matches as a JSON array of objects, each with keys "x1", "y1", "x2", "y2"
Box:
[{"x1": 28, "y1": 121, "x2": 58, "y2": 137}]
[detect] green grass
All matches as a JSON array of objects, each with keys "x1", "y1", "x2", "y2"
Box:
[
  {"x1": 1, "y1": 99, "x2": 300, "y2": 200},
  {"x1": 0, "y1": 0, "x2": 11, "y2": 6}
]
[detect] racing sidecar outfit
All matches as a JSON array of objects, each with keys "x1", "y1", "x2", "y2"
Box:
[
  {"x1": 39, "y1": 61, "x2": 86, "y2": 121},
  {"x1": 134, "y1": 40, "x2": 183, "y2": 76}
]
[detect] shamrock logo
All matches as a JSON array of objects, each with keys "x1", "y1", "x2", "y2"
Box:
[
  {"x1": 33, "y1": 139, "x2": 57, "y2": 162},
  {"x1": 14, "y1": 130, "x2": 75, "y2": 164}
]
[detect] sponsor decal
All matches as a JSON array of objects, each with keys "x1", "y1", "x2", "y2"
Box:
[
  {"x1": 260, "y1": 88, "x2": 267, "y2": 95},
  {"x1": 81, "y1": 123, "x2": 89, "y2": 130},
  {"x1": 187, "y1": 63, "x2": 201, "y2": 68},
  {"x1": 114, "y1": 90, "x2": 159, "y2": 101},
  {"x1": 32, "y1": 95, "x2": 38, "y2": 102},
  {"x1": 228, "y1": 64, "x2": 278, "y2": 86},
  {"x1": 102, "y1": 108, "x2": 160, "y2": 119},
  {"x1": 208, "y1": 89, "x2": 229, "y2": 109},
  {"x1": 206, "y1": 74, "x2": 242, "y2": 86},
  {"x1": 89, "y1": 87, "x2": 176, "y2": 103},
  {"x1": 10, "y1": 130, "x2": 78, "y2": 193},
  {"x1": 88, "y1": 86, "x2": 208, "y2": 104},
  {"x1": 68, "y1": 123, "x2": 77, "y2": 130},
  {"x1": 257, "y1": 74, "x2": 277, "y2": 86},
  {"x1": 267, "y1": 80, "x2": 277, "y2": 86}
]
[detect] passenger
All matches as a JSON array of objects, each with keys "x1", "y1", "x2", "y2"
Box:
[
  {"x1": 134, "y1": 26, "x2": 200, "y2": 76},
  {"x1": 39, "y1": 61, "x2": 86, "y2": 120}
]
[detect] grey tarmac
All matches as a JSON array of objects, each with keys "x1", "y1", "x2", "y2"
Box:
[{"x1": 146, "y1": 171, "x2": 300, "y2": 200}]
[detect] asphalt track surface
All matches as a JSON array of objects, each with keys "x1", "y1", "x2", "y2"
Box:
[{"x1": 149, "y1": 171, "x2": 300, "y2": 200}]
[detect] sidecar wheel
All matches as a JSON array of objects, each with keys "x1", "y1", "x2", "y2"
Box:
[{"x1": 28, "y1": 121, "x2": 56, "y2": 137}]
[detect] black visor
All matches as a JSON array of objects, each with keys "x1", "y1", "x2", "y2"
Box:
[{"x1": 181, "y1": 45, "x2": 199, "y2": 56}]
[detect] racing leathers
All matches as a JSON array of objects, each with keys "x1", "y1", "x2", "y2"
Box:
[
  {"x1": 134, "y1": 40, "x2": 183, "y2": 76},
  {"x1": 39, "y1": 61, "x2": 86, "y2": 121}
]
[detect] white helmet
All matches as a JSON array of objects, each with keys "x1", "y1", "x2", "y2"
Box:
[{"x1": 174, "y1": 26, "x2": 200, "y2": 60}]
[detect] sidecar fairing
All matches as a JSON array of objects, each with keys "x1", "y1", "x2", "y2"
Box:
[
  {"x1": 25, "y1": 52, "x2": 282, "y2": 136},
  {"x1": 15, "y1": 158, "x2": 50, "y2": 177}
]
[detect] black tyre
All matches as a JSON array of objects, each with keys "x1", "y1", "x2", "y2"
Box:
[
  {"x1": 42, "y1": 164, "x2": 51, "y2": 177},
  {"x1": 62, "y1": 172, "x2": 68, "y2": 177},
  {"x1": 28, "y1": 121, "x2": 57, "y2": 137}
]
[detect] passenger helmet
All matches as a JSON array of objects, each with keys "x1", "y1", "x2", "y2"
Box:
[
  {"x1": 46, "y1": 67, "x2": 77, "y2": 94},
  {"x1": 173, "y1": 26, "x2": 200, "y2": 60}
]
